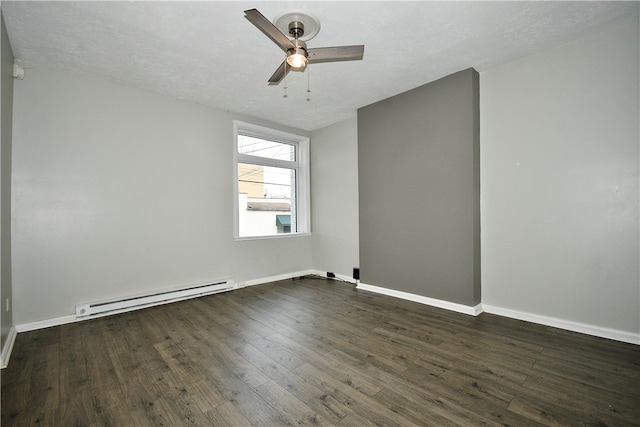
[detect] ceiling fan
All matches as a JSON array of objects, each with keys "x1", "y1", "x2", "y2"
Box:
[{"x1": 244, "y1": 9, "x2": 365, "y2": 85}]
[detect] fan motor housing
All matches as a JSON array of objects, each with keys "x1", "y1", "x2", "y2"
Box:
[{"x1": 288, "y1": 21, "x2": 305, "y2": 38}]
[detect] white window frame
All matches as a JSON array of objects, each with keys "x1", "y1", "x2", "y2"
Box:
[{"x1": 233, "y1": 120, "x2": 311, "y2": 240}]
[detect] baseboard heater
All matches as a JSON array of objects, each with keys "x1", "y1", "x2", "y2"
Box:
[{"x1": 75, "y1": 279, "x2": 235, "y2": 320}]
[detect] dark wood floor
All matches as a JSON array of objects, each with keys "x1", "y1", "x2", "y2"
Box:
[{"x1": 2, "y1": 277, "x2": 639, "y2": 426}]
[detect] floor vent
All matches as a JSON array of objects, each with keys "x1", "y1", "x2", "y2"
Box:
[{"x1": 75, "y1": 280, "x2": 235, "y2": 320}]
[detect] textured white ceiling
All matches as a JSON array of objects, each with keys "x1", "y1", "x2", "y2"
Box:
[{"x1": 2, "y1": 1, "x2": 637, "y2": 131}]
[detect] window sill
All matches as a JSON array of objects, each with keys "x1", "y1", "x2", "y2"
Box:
[{"x1": 234, "y1": 232, "x2": 312, "y2": 242}]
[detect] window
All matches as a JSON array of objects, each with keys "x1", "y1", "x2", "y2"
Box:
[{"x1": 234, "y1": 121, "x2": 310, "y2": 239}]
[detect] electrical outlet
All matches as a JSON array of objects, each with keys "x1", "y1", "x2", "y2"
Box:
[
  {"x1": 5, "y1": 298, "x2": 9, "y2": 312},
  {"x1": 353, "y1": 268, "x2": 360, "y2": 280}
]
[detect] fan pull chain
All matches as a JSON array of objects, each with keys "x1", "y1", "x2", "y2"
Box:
[
  {"x1": 306, "y1": 66, "x2": 311, "y2": 102},
  {"x1": 283, "y1": 61, "x2": 288, "y2": 98}
]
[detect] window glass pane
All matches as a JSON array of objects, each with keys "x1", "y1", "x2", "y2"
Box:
[
  {"x1": 238, "y1": 162, "x2": 296, "y2": 237},
  {"x1": 238, "y1": 135, "x2": 296, "y2": 161},
  {"x1": 234, "y1": 121, "x2": 309, "y2": 239}
]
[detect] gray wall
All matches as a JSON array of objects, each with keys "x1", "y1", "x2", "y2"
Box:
[
  {"x1": 358, "y1": 68, "x2": 480, "y2": 306},
  {"x1": 1, "y1": 10, "x2": 14, "y2": 352}
]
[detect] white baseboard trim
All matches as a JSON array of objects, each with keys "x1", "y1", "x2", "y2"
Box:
[
  {"x1": 1, "y1": 326, "x2": 17, "y2": 369},
  {"x1": 11, "y1": 273, "x2": 637, "y2": 356},
  {"x1": 309, "y1": 269, "x2": 358, "y2": 284},
  {"x1": 333, "y1": 273, "x2": 357, "y2": 284},
  {"x1": 16, "y1": 314, "x2": 77, "y2": 333},
  {"x1": 12, "y1": 272, "x2": 316, "y2": 334},
  {"x1": 356, "y1": 282, "x2": 482, "y2": 316},
  {"x1": 240, "y1": 269, "x2": 317, "y2": 287},
  {"x1": 482, "y1": 304, "x2": 640, "y2": 345}
]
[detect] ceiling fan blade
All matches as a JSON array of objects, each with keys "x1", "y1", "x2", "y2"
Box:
[
  {"x1": 308, "y1": 45, "x2": 365, "y2": 63},
  {"x1": 267, "y1": 60, "x2": 291, "y2": 85},
  {"x1": 244, "y1": 9, "x2": 295, "y2": 53}
]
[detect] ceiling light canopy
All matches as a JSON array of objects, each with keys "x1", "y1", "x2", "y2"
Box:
[{"x1": 274, "y1": 12, "x2": 321, "y2": 42}]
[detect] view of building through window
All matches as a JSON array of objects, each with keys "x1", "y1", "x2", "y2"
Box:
[{"x1": 237, "y1": 135, "x2": 297, "y2": 237}]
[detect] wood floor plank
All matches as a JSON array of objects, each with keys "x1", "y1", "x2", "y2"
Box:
[
  {"x1": 154, "y1": 339, "x2": 206, "y2": 387},
  {"x1": 57, "y1": 381, "x2": 96, "y2": 426},
  {"x1": 255, "y1": 379, "x2": 333, "y2": 426},
  {"x1": 1, "y1": 332, "x2": 39, "y2": 420},
  {"x1": 26, "y1": 342, "x2": 60, "y2": 415},
  {"x1": 223, "y1": 293, "x2": 340, "y2": 358},
  {"x1": 80, "y1": 332, "x2": 129, "y2": 415},
  {"x1": 234, "y1": 337, "x2": 353, "y2": 424},
  {"x1": 214, "y1": 376, "x2": 292, "y2": 426},
  {"x1": 184, "y1": 322, "x2": 273, "y2": 391},
  {"x1": 326, "y1": 346, "x2": 521, "y2": 427},
  {"x1": 151, "y1": 304, "x2": 281, "y2": 423},
  {"x1": 2, "y1": 277, "x2": 639, "y2": 426},
  {"x1": 520, "y1": 375, "x2": 640, "y2": 426},
  {"x1": 531, "y1": 356, "x2": 640, "y2": 395},
  {"x1": 138, "y1": 368, "x2": 215, "y2": 426},
  {"x1": 241, "y1": 288, "x2": 423, "y2": 377},
  {"x1": 117, "y1": 315, "x2": 171, "y2": 376},
  {"x1": 205, "y1": 401, "x2": 252, "y2": 426},
  {"x1": 373, "y1": 387, "x2": 486, "y2": 427},
  {"x1": 508, "y1": 395, "x2": 611, "y2": 427},
  {"x1": 224, "y1": 321, "x2": 307, "y2": 370},
  {"x1": 294, "y1": 362, "x2": 418, "y2": 426},
  {"x1": 186, "y1": 379, "x2": 227, "y2": 413},
  {"x1": 272, "y1": 328, "x2": 411, "y2": 377},
  {"x1": 198, "y1": 294, "x2": 280, "y2": 339}
]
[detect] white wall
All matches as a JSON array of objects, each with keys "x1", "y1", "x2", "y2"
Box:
[
  {"x1": 12, "y1": 68, "x2": 312, "y2": 325},
  {"x1": 311, "y1": 118, "x2": 359, "y2": 278},
  {"x1": 481, "y1": 17, "x2": 639, "y2": 339},
  {"x1": 1, "y1": 10, "x2": 15, "y2": 353}
]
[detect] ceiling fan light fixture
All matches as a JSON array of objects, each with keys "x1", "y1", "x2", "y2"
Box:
[
  {"x1": 286, "y1": 47, "x2": 308, "y2": 70},
  {"x1": 244, "y1": 9, "x2": 364, "y2": 86}
]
